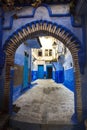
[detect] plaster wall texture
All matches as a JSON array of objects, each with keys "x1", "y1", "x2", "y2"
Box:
[
  {"x1": 2, "y1": 5, "x2": 83, "y2": 46},
  {"x1": 63, "y1": 49, "x2": 73, "y2": 70},
  {"x1": 14, "y1": 43, "x2": 29, "y2": 66},
  {"x1": 1, "y1": 5, "x2": 86, "y2": 120},
  {"x1": 80, "y1": 16, "x2": 87, "y2": 119}
]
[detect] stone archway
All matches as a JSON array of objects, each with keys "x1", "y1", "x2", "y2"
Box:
[{"x1": 3, "y1": 20, "x2": 82, "y2": 121}]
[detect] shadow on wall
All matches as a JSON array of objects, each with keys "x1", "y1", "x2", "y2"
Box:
[
  {"x1": 14, "y1": 64, "x2": 23, "y2": 86},
  {"x1": 12, "y1": 64, "x2": 31, "y2": 102},
  {"x1": 12, "y1": 64, "x2": 23, "y2": 102}
]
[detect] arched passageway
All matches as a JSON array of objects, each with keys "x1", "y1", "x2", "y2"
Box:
[{"x1": 3, "y1": 20, "x2": 82, "y2": 121}]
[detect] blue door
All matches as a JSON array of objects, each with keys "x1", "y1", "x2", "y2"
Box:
[
  {"x1": 23, "y1": 53, "x2": 29, "y2": 89},
  {"x1": 38, "y1": 65, "x2": 44, "y2": 79}
]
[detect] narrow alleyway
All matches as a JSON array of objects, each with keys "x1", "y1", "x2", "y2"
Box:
[{"x1": 11, "y1": 79, "x2": 74, "y2": 125}]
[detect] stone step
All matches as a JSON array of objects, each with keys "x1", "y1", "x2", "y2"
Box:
[{"x1": 10, "y1": 120, "x2": 85, "y2": 130}]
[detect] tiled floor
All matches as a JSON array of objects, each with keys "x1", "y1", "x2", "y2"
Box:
[{"x1": 11, "y1": 79, "x2": 74, "y2": 124}]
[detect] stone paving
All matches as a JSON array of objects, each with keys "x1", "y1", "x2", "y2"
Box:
[{"x1": 12, "y1": 79, "x2": 74, "y2": 124}]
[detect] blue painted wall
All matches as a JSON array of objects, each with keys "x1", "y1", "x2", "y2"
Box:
[
  {"x1": 31, "y1": 65, "x2": 74, "y2": 92},
  {"x1": 63, "y1": 68, "x2": 75, "y2": 92},
  {"x1": 52, "y1": 62, "x2": 64, "y2": 71},
  {"x1": 14, "y1": 43, "x2": 29, "y2": 65},
  {"x1": 81, "y1": 16, "x2": 87, "y2": 120},
  {"x1": 2, "y1": 5, "x2": 83, "y2": 46},
  {"x1": 13, "y1": 85, "x2": 22, "y2": 102},
  {"x1": 52, "y1": 62, "x2": 64, "y2": 83},
  {"x1": 0, "y1": 5, "x2": 87, "y2": 122},
  {"x1": 1, "y1": 5, "x2": 86, "y2": 74},
  {"x1": 52, "y1": 71, "x2": 55, "y2": 80},
  {"x1": 2, "y1": 5, "x2": 85, "y2": 74},
  {"x1": 55, "y1": 70, "x2": 64, "y2": 83},
  {"x1": 32, "y1": 71, "x2": 38, "y2": 81},
  {"x1": 12, "y1": 43, "x2": 30, "y2": 102},
  {"x1": 14, "y1": 53, "x2": 24, "y2": 66}
]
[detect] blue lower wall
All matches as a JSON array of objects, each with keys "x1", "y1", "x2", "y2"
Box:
[
  {"x1": 63, "y1": 68, "x2": 75, "y2": 92},
  {"x1": 32, "y1": 71, "x2": 56, "y2": 81},
  {"x1": 55, "y1": 71, "x2": 64, "y2": 83},
  {"x1": 13, "y1": 85, "x2": 22, "y2": 102},
  {"x1": 14, "y1": 53, "x2": 24, "y2": 66},
  {"x1": 32, "y1": 70, "x2": 64, "y2": 83},
  {"x1": 52, "y1": 71, "x2": 55, "y2": 80},
  {"x1": 32, "y1": 71, "x2": 38, "y2": 81},
  {"x1": 12, "y1": 68, "x2": 75, "y2": 103},
  {"x1": 15, "y1": 68, "x2": 75, "y2": 98},
  {"x1": 13, "y1": 84, "x2": 31, "y2": 102}
]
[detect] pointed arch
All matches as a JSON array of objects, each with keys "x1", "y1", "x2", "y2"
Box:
[{"x1": 3, "y1": 20, "x2": 82, "y2": 121}]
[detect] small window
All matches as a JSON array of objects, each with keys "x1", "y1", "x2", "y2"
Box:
[
  {"x1": 38, "y1": 50, "x2": 42, "y2": 56},
  {"x1": 49, "y1": 49, "x2": 52, "y2": 56},
  {"x1": 45, "y1": 49, "x2": 52, "y2": 56},
  {"x1": 45, "y1": 49, "x2": 48, "y2": 56}
]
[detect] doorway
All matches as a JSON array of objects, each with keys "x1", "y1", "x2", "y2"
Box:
[
  {"x1": 46, "y1": 65, "x2": 52, "y2": 79},
  {"x1": 3, "y1": 20, "x2": 82, "y2": 121},
  {"x1": 38, "y1": 65, "x2": 44, "y2": 79}
]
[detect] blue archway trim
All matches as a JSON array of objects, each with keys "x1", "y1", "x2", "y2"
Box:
[
  {"x1": 2, "y1": 4, "x2": 82, "y2": 30},
  {"x1": 2, "y1": 20, "x2": 83, "y2": 119},
  {"x1": 3, "y1": 20, "x2": 85, "y2": 73},
  {"x1": 3, "y1": 20, "x2": 82, "y2": 73},
  {"x1": 3, "y1": 20, "x2": 84, "y2": 74},
  {"x1": 3, "y1": 20, "x2": 81, "y2": 50}
]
